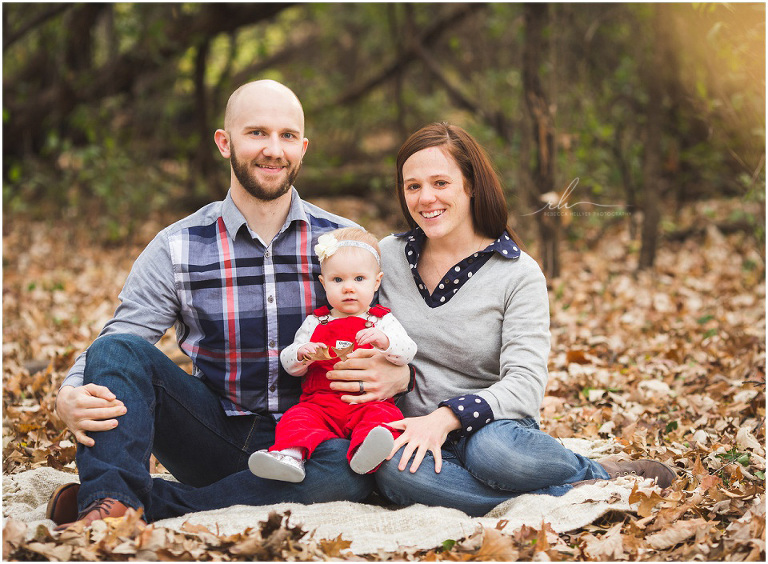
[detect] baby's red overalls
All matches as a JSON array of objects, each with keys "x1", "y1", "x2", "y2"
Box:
[{"x1": 270, "y1": 306, "x2": 403, "y2": 465}]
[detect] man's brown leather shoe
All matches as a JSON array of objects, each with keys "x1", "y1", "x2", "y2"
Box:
[
  {"x1": 46, "y1": 482, "x2": 80, "y2": 526},
  {"x1": 54, "y1": 497, "x2": 130, "y2": 531},
  {"x1": 599, "y1": 457, "x2": 677, "y2": 488}
]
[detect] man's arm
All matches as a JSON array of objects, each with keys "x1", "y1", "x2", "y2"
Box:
[{"x1": 57, "y1": 230, "x2": 181, "y2": 444}]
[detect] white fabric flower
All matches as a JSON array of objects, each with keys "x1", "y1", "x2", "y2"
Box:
[{"x1": 315, "y1": 233, "x2": 340, "y2": 262}]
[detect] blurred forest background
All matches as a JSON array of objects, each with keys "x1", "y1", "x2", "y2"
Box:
[
  {"x1": 3, "y1": 4, "x2": 766, "y2": 559},
  {"x1": 3, "y1": 2, "x2": 765, "y2": 276}
]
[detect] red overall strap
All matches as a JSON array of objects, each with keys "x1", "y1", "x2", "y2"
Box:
[
  {"x1": 313, "y1": 305, "x2": 332, "y2": 317},
  {"x1": 368, "y1": 304, "x2": 390, "y2": 319}
]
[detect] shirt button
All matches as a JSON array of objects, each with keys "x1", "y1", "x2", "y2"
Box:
[
  {"x1": 267, "y1": 295, "x2": 274, "y2": 303},
  {"x1": 269, "y1": 384, "x2": 276, "y2": 392},
  {"x1": 269, "y1": 340, "x2": 275, "y2": 348},
  {"x1": 265, "y1": 250, "x2": 271, "y2": 258}
]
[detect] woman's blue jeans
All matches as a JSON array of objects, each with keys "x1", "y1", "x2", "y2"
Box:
[
  {"x1": 75, "y1": 334, "x2": 374, "y2": 521},
  {"x1": 376, "y1": 418, "x2": 610, "y2": 517}
]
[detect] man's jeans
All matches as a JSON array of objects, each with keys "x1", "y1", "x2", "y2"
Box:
[
  {"x1": 76, "y1": 334, "x2": 374, "y2": 521},
  {"x1": 376, "y1": 418, "x2": 610, "y2": 517}
]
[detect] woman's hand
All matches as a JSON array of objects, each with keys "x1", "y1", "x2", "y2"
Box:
[
  {"x1": 55, "y1": 384, "x2": 127, "y2": 447},
  {"x1": 387, "y1": 407, "x2": 461, "y2": 473},
  {"x1": 326, "y1": 348, "x2": 409, "y2": 403}
]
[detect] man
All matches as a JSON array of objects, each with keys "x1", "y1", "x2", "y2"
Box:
[{"x1": 48, "y1": 80, "x2": 411, "y2": 528}]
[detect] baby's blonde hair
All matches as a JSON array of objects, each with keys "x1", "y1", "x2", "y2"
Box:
[{"x1": 329, "y1": 227, "x2": 380, "y2": 251}]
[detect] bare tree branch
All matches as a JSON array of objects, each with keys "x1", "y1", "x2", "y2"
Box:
[
  {"x1": 411, "y1": 42, "x2": 514, "y2": 143},
  {"x1": 3, "y1": 3, "x2": 71, "y2": 50},
  {"x1": 316, "y1": 3, "x2": 485, "y2": 111},
  {"x1": 229, "y1": 32, "x2": 322, "y2": 88}
]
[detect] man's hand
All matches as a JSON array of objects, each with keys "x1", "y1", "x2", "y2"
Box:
[
  {"x1": 326, "y1": 348, "x2": 410, "y2": 403},
  {"x1": 387, "y1": 407, "x2": 461, "y2": 473},
  {"x1": 56, "y1": 384, "x2": 127, "y2": 447}
]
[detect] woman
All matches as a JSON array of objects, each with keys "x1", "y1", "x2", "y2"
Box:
[{"x1": 374, "y1": 123, "x2": 675, "y2": 517}]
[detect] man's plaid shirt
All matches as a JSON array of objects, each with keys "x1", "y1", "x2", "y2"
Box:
[{"x1": 63, "y1": 188, "x2": 354, "y2": 416}]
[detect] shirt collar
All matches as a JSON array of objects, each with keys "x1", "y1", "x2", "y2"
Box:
[
  {"x1": 222, "y1": 187, "x2": 308, "y2": 241},
  {"x1": 488, "y1": 231, "x2": 522, "y2": 259},
  {"x1": 221, "y1": 190, "x2": 248, "y2": 239},
  {"x1": 397, "y1": 227, "x2": 521, "y2": 260}
]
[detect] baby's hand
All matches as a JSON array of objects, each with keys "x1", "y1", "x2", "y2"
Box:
[
  {"x1": 298, "y1": 343, "x2": 329, "y2": 362},
  {"x1": 356, "y1": 328, "x2": 390, "y2": 350}
]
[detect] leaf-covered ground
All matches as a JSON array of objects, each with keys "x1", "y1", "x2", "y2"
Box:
[{"x1": 2, "y1": 198, "x2": 765, "y2": 560}]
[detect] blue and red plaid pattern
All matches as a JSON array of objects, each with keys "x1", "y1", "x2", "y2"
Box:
[{"x1": 64, "y1": 189, "x2": 354, "y2": 416}]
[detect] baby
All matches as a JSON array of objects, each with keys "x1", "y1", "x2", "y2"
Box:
[{"x1": 248, "y1": 227, "x2": 417, "y2": 482}]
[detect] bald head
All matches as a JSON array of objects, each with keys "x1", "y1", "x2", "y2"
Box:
[{"x1": 224, "y1": 80, "x2": 305, "y2": 133}]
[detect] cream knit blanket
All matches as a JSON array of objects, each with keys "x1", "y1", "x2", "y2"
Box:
[{"x1": 2, "y1": 439, "x2": 650, "y2": 554}]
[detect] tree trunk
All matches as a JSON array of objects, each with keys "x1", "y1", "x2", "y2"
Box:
[
  {"x1": 64, "y1": 4, "x2": 105, "y2": 72},
  {"x1": 522, "y1": 3, "x2": 559, "y2": 279},
  {"x1": 193, "y1": 38, "x2": 220, "y2": 200},
  {"x1": 638, "y1": 6, "x2": 665, "y2": 270},
  {"x1": 611, "y1": 125, "x2": 640, "y2": 240}
]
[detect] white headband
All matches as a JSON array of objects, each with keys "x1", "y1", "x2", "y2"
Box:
[{"x1": 315, "y1": 233, "x2": 381, "y2": 266}]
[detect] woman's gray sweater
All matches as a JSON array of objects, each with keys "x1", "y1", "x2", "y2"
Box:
[{"x1": 379, "y1": 235, "x2": 551, "y2": 423}]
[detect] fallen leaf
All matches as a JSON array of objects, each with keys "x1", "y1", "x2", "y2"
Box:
[
  {"x1": 628, "y1": 482, "x2": 667, "y2": 518},
  {"x1": 567, "y1": 349, "x2": 590, "y2": 364},
  {"x1": 2, "y1": 520, "x2": 27, "y2": 559},
  {"x1": 180, "y1": 521, "x2": 214, "y2": 535},
  {"x1": 471, "y1": 527, "x2": 518, "y2": 561},
  {"x1": 534, "y1": 521, "x2": 550, "y2": 554},
  {"x1": 736, "y1": 426, "x2": 765, "y2": 456},
  {"x1": 582, "y1": 522, "x2": 624, "y2": 560},
  {"x1": 699, "y1": 474, "x2": 723, "y2": 492},
  {"x1": 25, "y1": 541, "x2": 74, "y2": 561},
  {"x1": 319, "y1": 534, "x2": 352, "y2": 557},
  {"x1": 646, "y1": 518, "x2": 710, "y2": 550}
]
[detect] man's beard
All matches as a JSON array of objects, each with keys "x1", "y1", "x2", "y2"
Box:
[{"x1": 230, "y1": 143, "x2": 301, "y2": 201}]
